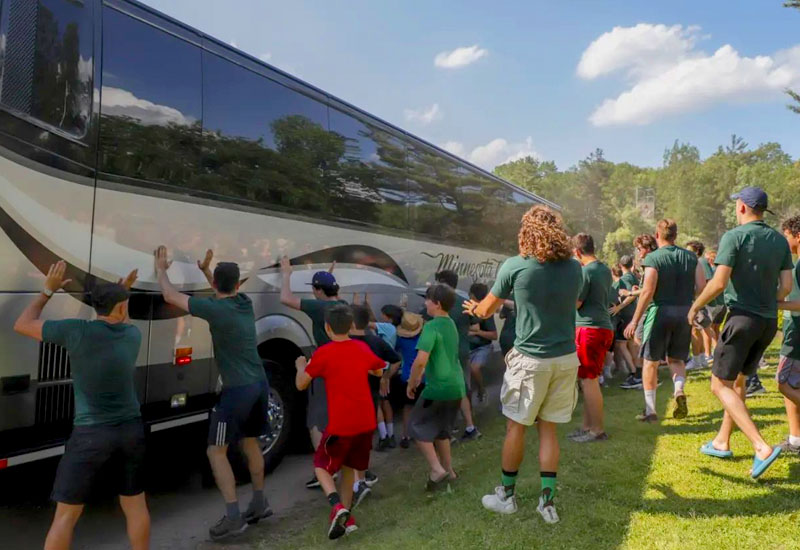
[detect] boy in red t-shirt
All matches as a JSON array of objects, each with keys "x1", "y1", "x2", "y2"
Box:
[{"x1": 295, "y1": 304, "x2": 385, "y2": 540}]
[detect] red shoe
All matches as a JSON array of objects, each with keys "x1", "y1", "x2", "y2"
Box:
[
  {"x1": 345, "y1": 515, "x2": 358, "y2": 535},
  {"x1": 327, "y1": 504, "x2": 350, "y2": 540}
]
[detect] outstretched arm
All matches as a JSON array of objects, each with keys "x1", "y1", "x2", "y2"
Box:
[
  {"x1": 463, "y1": 292, "x2": 505, "y2": 320},
  {"x1": 14, "y1": 261, "x2": 72, "y2": 341},
  {"x1": 406, "y1": 351, "x2": 430, "y2": 399},
  {"x1": 196, "y1": 249, "x2": 214, "y2": 287},
  {"x1": 154, "y1": 246, "x2": 190, "y2": 312},
  {"x1": 279, "y1": 256, "x2": 302, "y2": 310},
  {"x1": 295, "y1": 356, "x2": 313, "y2": 390}
]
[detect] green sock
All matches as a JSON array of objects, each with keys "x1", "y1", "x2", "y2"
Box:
[
  {"x1": 501, "y1": 470, "x2": 518, "y2": 497},
  {"x1": 541, "y1": 472, "x2": 557, "y2": 500}
]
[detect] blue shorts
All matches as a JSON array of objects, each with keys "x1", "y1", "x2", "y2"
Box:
[
  {"x1": 469, "y1": 345, "x2": 492, "y2": 367},
  {"x1": 208, "y1": 380, "x2": 270, "y2": 446}
]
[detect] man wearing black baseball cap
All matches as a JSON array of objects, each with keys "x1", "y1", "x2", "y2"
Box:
[{"x1": 689, "y1": 186, "x2": 793, "y2": 478}]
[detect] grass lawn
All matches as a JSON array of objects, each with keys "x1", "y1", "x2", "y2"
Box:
[{"x1": 262, "y1": 347, "x2": 800, "y2": 550}]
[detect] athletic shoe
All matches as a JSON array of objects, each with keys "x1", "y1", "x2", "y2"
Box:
[
  {"x1": 400, "y1": 437, "x2": 411, "y2": 449},
  {"x1": 243, "y1": 499, "x2": 273, "y2": 525},
  {"x1": 778, "y1": 438, "x2": 800, "y2": 455},
  {"x1": 305, "y1": 475, "x2": 321, "y2": 489},
  {"x1": 388, "y1": 435, "x2": 397, "y2": 449},
  {"x1": 377, "y1": 437, "x2": 390, "y2": 452},
  {"x1": 209, "y1": 515, "x2": 248, "y2": 541},
  {"x1": 572, "y1": 431, "x2": 609, "y2": 443},
  {"x1": 672, "y1": 395, "x2": 688, "y2": 419},
  {"x1": 481, "y1": 486, "x2": 518, "y2": 514},
  {"x1": 327, "y1": 504, "x2": 350, "y2": 540},
  {"x1": 344, "y1": 515, "x2": 358, "y2": 535},
  {"x1": 425, "y1": 473, "x2": 451, "y2": 492},
  {"x1": 537, "y1": 490, "x2": 559, "y2": 524},
  {"x1": 353, "y1": 481, "x2": 371, "y2": 508},
  {"x1": 566, "y1": 428, "x2": 587, "y2": 441},
  {"x1": 461, "y1": 427, "x2": 482, "y2": 442},
  {"x1": 620, "y1": 375, "x2": 643, "y2": 390},
  {"x1": 685, "y1": 358, "x2": 699, "y2": 371},
  {"x1": 636, "y1": 410, "x2": 658, "y2": 423},
  {"x1": 364, "y1": 470, "x2": 379, "y2": 487},
  {"x1": 746, "y1": 382, "x2": 766, "y2": 397},
  {"x1": 477, "y1": 390, "x2": 487, "y2": 404}
]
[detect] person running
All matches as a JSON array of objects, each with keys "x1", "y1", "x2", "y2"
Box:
[
  {"x1": 434, "y1": 270, "x2": 480, "y2": 441},
  {"x1": 689, "y1": 187, "x2": 791, "y2": 478},
  {"x1": 609, "y1": 264, "x2": 634, "y2": 379},
  {"x1": 406, "y1": 284, "x2": 467, "y2": 491},
  {"x1": 776, "y1": 215, "x2": 800, "y2": 455},
  {"x1": 686, "y1": 240, "x2": 715, "y2": 369},
  {"x1": 467, "y1": 282, "x2": 498, "y2": 404},
  {"x1": 279, "y1": 257, "x2": 349, "y2": 489},
  {"x1": 466, "y1": 205, "x2": 583, "y2": 524},
  {"x1": 569, "y1": 233, "x2": 613, "y2": 443},
  {"x1": 154, "y1": 247, "x2": 271, "y2": 540},
  {"x1": 618, "y1": 242, "x2": 654, "y2": 390},
  {"x1": 14, "y1": 262, "x2": 149, "y2": 550},
  {"x1": 624, "y1": 220, "x2": 705, "y2": 423},
  {"x1": 391, "y1": 311, "x2": 424, "y2": 448},
  {"x1": 294, "y1": 305, "x2": 386, "y2": 539}
]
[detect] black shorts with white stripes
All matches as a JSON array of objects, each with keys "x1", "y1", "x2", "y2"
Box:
[{"x1": 208, "y1": 380, "x2": 270, "y2": 447}]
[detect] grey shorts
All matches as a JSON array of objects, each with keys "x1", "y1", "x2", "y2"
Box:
[
  {"x1": 408, "y1": 398, "x2": 461, "y2": 442},
  {"x1": 306, "y1": 377, "x2": 328, "y2": 431},
  {"x1": 708, "y1": 305, "x2": 728, "y2": 325},
  {"x1": 693, "y1": 307, "x2": 712, "y2": 329},
  {"x1": 777, "y1": 356, "x2": 800, "y2": 389},
  {"x1": 469, "y1": 345, "x2": 492, "y2": 368}
]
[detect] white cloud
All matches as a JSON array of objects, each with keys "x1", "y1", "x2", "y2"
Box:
[
  {"x1": 443, "y1": 137, "x2": 538, "y2": 169},
  {"x1": 258, "y1": 52, "x2": 272, "y2": 62},
  {"x1": 404, "y1": 103, "x2": 443, "y2": 125},
  {"x1": 101, "y1": 87, "x2": 194, "y2": 126},
  {"x1": 578, "y1": 24, "x2": 800, "y2": 126},
  {"x1": 434, "y1": 45, "x2": 488, "y2": 69}
]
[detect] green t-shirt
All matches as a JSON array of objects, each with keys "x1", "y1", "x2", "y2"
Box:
[
  {"x1": 416, "y1": 316, "x2": 466, "y2": 400},
  {"x1": 699, "y1": 257, "x2": 723, "y2": 307},
  {"x1": 781, "y1": 261, "x2": 800, "y2": 360},
  {"x1": 469, "y1": 315, "x2": 497, "y2": 350},
  {"x1": 576, "y1": 260, "x2": 613, "y2": 330},
  {"x1": 300, "y1": 298, "x2": 348, "y2": 347},
  {"x1": 610, "y1": 280, "x2": 621, "y2": 306},
  {"x1": 491, "y1": 255, "x2": 583, "y2": 358},
  {"x1": 189, "y1": 294, "x2": 266, "y2": 387},
  {"x1": 42, "y1": 320, "x2": 141, "y2": 426},
  {"x1": 642, "y1": 245, "x2": 697, "y2": 306},
  {"x1": 716, "y1": 220, "x2": 793, "y2": 319},
  {"x1": 499, "y1": 304, "x2": 516, "y2": 351},
  {"x1": 449, "y1": 293, "x2": 472, "y2": 358},
  {"x1": 619, "y1": 272, "x2": 639, "y2": 320}
]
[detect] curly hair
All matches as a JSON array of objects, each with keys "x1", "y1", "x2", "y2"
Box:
[
  {"x1": 518, "y1": 206, "x2": 572, "y2": 263},
  {"x1": 633, "y1": 233, "x2": 658, "y2": 253},
  {"x1": 781, "y1": 215, "x2": 800, "y2": 237}
]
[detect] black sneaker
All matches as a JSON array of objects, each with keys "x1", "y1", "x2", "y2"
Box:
[
  {"x1": 388, "y1": 435, "x2": 397, "y2": 448},
  {"x1": 620, "y1": 375, "x2": 642, "y2": 390},
  {"x1": 377, "y1": 437, "x2": 390, "y2": 452},
  {"x1": 209, "y1": 515, "x2": 248, "y2": 541},
  {"x1": 243, "y1": 500, "x2": 273, "y2": 525},
  {"x1": 460, "y1": 427, "x2": 482, "y2": 442},
  {"x1": 672, "y1": 395, "x2": 688, "y2": 419},
  {"x1": 746, "y1": 382, "x2": 766, "y2": 397},
  {"x1": 305, "y1": 475, "x2": 321, "y2": 489},
  {"x1": 353, "y1": 481, "x2": 371, "y2": 508},
  {"x1": 400, "y1": 437, "x2": 411, "y2": 449},
  {"x1": 364, "y1": 470, "x2": 379, "y2": 487}
]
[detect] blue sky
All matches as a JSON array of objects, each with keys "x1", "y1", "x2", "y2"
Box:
[{"x1": 139, "y1": 0, "x2": 800, "y2": 171}]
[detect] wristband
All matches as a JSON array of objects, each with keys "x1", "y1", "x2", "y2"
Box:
[{"x1": 42, "y1": 288, "x2": 54, "y2": 298}]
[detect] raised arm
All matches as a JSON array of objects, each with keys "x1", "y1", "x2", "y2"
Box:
[
  {"x1": 154, "y1": 246, "x2": 190, "y2": 312},
  {"x1": 14, "y1": 261, "x2": 72, "y2": 341},
  {"x1": 279, "y1": 256, "x2": 302, "y2": 310},
  {"x1": 196, "y1": 249, "x2": 214, "y2": 287},
  {"x1": 463, "y1": 292, "x2": 505, "y2": 320}
]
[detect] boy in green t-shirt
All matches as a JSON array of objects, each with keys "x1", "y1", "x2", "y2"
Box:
[{"x1": 406, "y1": 284, "x2": 466, "y2": 492}]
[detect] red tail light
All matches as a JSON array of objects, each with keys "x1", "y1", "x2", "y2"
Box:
[{"x1": 175, "y1": 347, "x2": 192, "y2": 366}]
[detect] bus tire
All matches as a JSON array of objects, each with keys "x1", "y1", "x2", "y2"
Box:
[{"x1": 260, "y1": 361, "x2": 294, "y2": 474}]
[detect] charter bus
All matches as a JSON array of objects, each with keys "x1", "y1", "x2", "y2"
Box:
[{"x1": 0, "y1": 0, "x2": 559, "y2": 473}]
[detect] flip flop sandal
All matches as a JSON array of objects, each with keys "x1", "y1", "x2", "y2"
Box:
[
  {"x1": 425, "y1": 473, "x2": 450, "y2": 492},
  {"x1": 700, "y1": 441, "x2": 733, "y2": 459},
  {"x1": 751, "y1": 446, "x2": 782, "y2": 479}
]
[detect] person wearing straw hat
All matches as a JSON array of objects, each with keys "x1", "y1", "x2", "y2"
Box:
[{"x1": 388, "y1": 311, "x2": 425, "y2": 448}]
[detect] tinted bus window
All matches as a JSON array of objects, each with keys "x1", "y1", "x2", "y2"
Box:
[
  {"x1": 0, "y1": 0, "x2": 93, "y2": 137},
  {"x1": 328, "y1": 107, "x2": 408, "y2": 230},
  {"x1": 199, "y1": 53, "x2": 331, "y2": 213},
  {"x1": 407, "y1": 143, "x2": 460, "y2": 240},
  {"x1": 99, "y1": 8, "x2": 201, "y2": 187}
]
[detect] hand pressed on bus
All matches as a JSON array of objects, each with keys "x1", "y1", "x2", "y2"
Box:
[
  {"x1": 118, "y1": 269, "x2": 138, "y2": 290},
  {"x1": 44, "y1": 260, "x2": 73, "y2": 293}
]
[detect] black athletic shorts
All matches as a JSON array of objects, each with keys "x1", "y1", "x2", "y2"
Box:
[
  {"x1": 639, "y1": 304, "x2": 691, "y2": 362},
  {"x1": 712, "y1": 309, "x2": 777, "y2": 381},
  {"x1": 614, "y1": 315, "x2": 632, "y2": 342},
  {"x1": 52, "y1": 418, "x2": 146, "y2": 504},
  {"x1": 408, "y1": 398, "x2": 461, "y2": 442},
  {"x1": 306, "y1": 377, "x2": 328, "y2": 431},
  {"x1": 209, "y1": 380, "x2": 270, "y2": 446}
]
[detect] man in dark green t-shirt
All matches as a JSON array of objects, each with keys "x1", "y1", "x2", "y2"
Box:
[
  {"x1": 625, "y1": 219, "x2": 705, "y2": 424},
  {"x1": 156, "y1": 247, "x2": 270, "y2": 540},
  {"x1": 689, "y1": 187, "x2": 792, "y2": 478},
  {"x1": 14, "y1": 261, "x2": 150, "y2": 550},
  {"x1": 776, "y1": 215, "x2": 800, "y2": 455},
  {"x1": 468, "y1": 282, "x2": 498, "y2": 405}
]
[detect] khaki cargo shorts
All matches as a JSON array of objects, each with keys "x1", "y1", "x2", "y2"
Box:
[{"x1": 501, "y1": 348, "x2": 579, "y2": 425}]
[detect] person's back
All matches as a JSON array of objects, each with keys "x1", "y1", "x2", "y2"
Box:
[
  {"x1": 576, "y1": 260, "x2": 613, "y2": 331},
  {"x1": 419, "y1": 316, "x2": 465, "y2": 400},
  {"x1": 643, "y1": 245, "x2": 697, "y2": 306}
]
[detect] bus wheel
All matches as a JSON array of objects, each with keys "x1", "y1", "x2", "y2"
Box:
[{"x1": 259, "y1": 361, "x2": 294, "y2": 474}]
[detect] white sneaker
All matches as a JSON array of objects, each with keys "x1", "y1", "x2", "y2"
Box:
[
  {"x1": 537, "y1": 495, "x2": 559, "y2": 524},
  {"x1": 481, "y1": 486, "x2": 518, "y2": 515}
]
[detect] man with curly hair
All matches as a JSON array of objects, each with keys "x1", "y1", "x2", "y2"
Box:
[{"x1": 464, "y1": 206, "x2": 583, "y2": 525}]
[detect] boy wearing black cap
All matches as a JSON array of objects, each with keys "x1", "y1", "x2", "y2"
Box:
[
  {"x1": 14, "y1": 261, "x2": 149, "y2": 550},
  {"x1": 155, "y1": 247, "x2": 270, "y2": 540},
  {"x1": 689, "y1": 187, "x2": 793, "y2": 478}
]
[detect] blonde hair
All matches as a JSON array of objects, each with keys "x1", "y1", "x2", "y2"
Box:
[{"x1": 517, "y1": 206, "x2": 572, "y2": 263}]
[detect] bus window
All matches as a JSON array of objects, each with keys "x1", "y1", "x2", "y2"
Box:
[
  {"x1": 0, "y1": 0, "x2": 93, "y2": 138},
  {"x1": 98, "y1": 7, "x2": 201, "y2": 187},
  {"x1": 407, "y1": 143, "x2": 460, "y2": 242}
]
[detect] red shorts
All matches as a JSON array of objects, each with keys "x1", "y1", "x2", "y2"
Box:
[
  {"x1": 576, "y1": 327, "x2": 614, "y2": 379},
  {"x1": 313, "y1": 430, "x2": 373, "y2": 474}
]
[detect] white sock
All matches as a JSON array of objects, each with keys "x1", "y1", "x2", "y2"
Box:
[
  {"x1": 378, "y1": 422, "x2": 387, "y2": 439},
  {"x1": 789, "y1": 434, "x2": 800, "y2": 446},
  {"x1": 644, "y1": 389, "x2": 657, "y2": 415},
  {"x1": 353, "y1": 481, "x2": 361, "y2": 492},
  {"x1": 386, "y1": 422, "x2": 394, "y2": 438},
  {"x1": 673, "y1": 376, "x2": 686, "y2": 395},
  {"x1": 466, "y1": 425, "x2": 475, "y2": 432}
]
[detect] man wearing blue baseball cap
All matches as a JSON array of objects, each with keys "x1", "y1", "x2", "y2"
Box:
[{"x1": 689, "y1": 186, "x2": 793, "y2": 478}]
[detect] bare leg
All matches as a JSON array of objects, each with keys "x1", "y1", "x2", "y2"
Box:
[
  {"x1": 339, "y1": 467, "x2": 356, "y2": 509},
  {"x1": 501, "y1": 420, "x2": 526, "y2": 472},
  {"x1": 712, "y1": 375, "x2": 744, "y2": 451},
  {"x1": 240, "y1": 438, "x2": 265, "y2": 491},
  {"x1": 711, "y1": 374, "x2": 773, "y2": 459},
  {"x1": 206, "y1": 445, "x2": 237, "y2": 503},
  {"x1": 119, "y1": 493, "x2": 150, "y2": 550},
  {"x1": 44, "y1": 503, "x2": 83, "y2": 550},
  {"x1": 460, "y1": 396, "x2": 475, "y2": 429},
  {"x1": 628, "y1": 341, "x2": 642, "y2": 369},
  {"x1": 415, "y1": 440, "x2": 447, "y2": 479},
  {"x1": 669, "y1": 358, "x2": 686, "y2": 397},
  {"x1": 580, "y1": 377, "x2": 604, "y2": 434},
  {"x1": 691, "y1": 328, "x2": 703, "y2": 357},
  {"x1": 381, "y1": 399, "x2": 394, "y2": 429},
  {"x1": 614, "y1": 341, "x2": 634, "y2": 374},
  {"x1": 642, "y1": 359, "x2": 659, "y2": 390},
  {"x1": 433, "y1": 438, "x2": 454, "y2": 476},
  {"x1": 471, "y1": 361, "x2": 485, "y2": 395},
  {"x1": 779, "y1": 383, "x2": 800, "y2": 437},
  {"x1": 702, "y1": 327, "x2": 714, "y2": 357},
  {"x1": 536, "y1": 420, "x2": 559, "y2": 472},
  {"x1": 316, "y1": 468, "x2": 337, "y2": 497}
]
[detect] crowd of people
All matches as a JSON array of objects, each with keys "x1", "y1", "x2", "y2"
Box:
[{"x1": 12, "y1": 186, "x2": 800, "y2": 548}]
